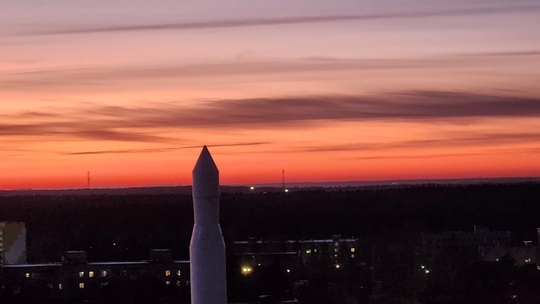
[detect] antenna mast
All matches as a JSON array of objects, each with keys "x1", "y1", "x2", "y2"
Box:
[{"x1": 282, "y1": 169, "x2": 285, "y2": 191}]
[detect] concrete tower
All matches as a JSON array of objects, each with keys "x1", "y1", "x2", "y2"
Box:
[{"x1": 190, "y1": 146, "x2": 227, "y2": 304}]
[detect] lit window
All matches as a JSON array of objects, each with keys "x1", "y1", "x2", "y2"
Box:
[
  {"x1": 79, "y1": 271, "x2": 85, "y2": 278},
  {"x1": 101, "y1": 270, "x2": 108, "y2": 277},
  {"x1": 351, "y1": 254, "x2": 355, "y2": 258},
  {"x1": 79, "y1": 283, "x2": 85, "y2": 289},
  {"x1": 350, "y1": 248, "x2": 356, "y2": 253},
  {"x1": 176, "y1": 270, "x2": 181, "y2": 276},
  {"x1": 89, "y1": 271, "x2": 94, "y2": 278},
  {"x1": 286, "y1": 269, "x2": 291, "y2": 273},
  {"x1": 165, "y1": 270, "x2": 171, "y2": 277},
  {"x1": 525, "y1": 258, "x2": 532, "y2": 263},
  {"x1": 334, "y1": 243, "x2": 339, "y2": 247},
  {"x1": 165, "y1": 281, "x2": 171, "y2": 285},
  {"x1": 176, "y1": 281, "x2": 182, "y2": 286},
  {"x1": 58, "y1": 283, "x2": 63, "y2": 290},
  {"x1": 305, "y1": 249, "x2": 311, "y2": 254},
  {"x1": 334, "y1": 248, "x2": 338, "y2": 253},
  {"x1": 335, "y1": 264, "x2": 341, "y2": 269},
  {"x1": 314, "y1": 249, "x2": 318, "y2": 253},
  {"x1": 25, "y1": 273, "x2": 30, "y2": 278}
]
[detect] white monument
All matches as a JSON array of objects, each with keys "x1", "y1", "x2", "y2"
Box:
[{"x1": 190, "y1": 146, "x2": 227, "y2": 304}]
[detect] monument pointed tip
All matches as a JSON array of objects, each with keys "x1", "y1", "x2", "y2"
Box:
[{"x1": 193, "y1": 145, "x2": 218, "y2": 174}]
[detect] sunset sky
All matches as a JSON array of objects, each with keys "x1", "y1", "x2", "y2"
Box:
[{"x1": 1, "y1": 0, "x2": 540, "y2": 189}]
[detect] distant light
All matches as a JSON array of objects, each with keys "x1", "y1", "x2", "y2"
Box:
[
  {"x1": 113, "y1": 243, "x2": 116, "y2": 246},
  {"x1": 284, "y1": 189, "x2": 289, "y2": 193},
  {"x1": 79, "y1": 283, "x2": 85, "y2": 289},
  {"x1": 286, "y1": 269, "x2": 291, "y2": 273},
  {"x1": 241, "y1": 265, "x2": 253, "y2": 275},
  {"x1": 89, "y1": 271, "x2": 94, "y2": 278},
  {"x1": 425, "y1": 269, "x2": 430, "y2": 274},
  {"x1": 350, "y1": 248, "x2": 356, "y2": 253},
  {"x1": 306, "y1": 249, "x2": 311, "y2": 254},
  {"x1": 335, "y1": 264, "x2": 341, "y2": 269},
  {"x1": 25, "y1": 273, "x2": 30, "y2": 278},
  {"x1": 79, "y1": 271, "x2": 84, "y2": 278},
  {"x1": 420, "y1": 265, "x2": 425, "y2": 269},
  {"x1": 250, "y1": 186, "x2": 255, "y2": 190}
]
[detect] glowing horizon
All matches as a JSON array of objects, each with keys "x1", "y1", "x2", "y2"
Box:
[{"x1": 1, "y1": 0, "x2": 540, "y2": 190}]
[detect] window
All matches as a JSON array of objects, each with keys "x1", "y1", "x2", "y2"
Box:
[
  {"x1": 351, "y1": 254, "x2": 355, "y2": 259},
  {"x1": 176, "y1": 270, "x2": 181, "y2": 276},
  {"x1": 305, "y1": 249, "x2": 311, "y2": 254},
  {"x1": 79, "y1": 271, "x2": 84, "y2": 278},
  {"x1": 89, "y1": 271, "x2": 94, "y2": 278},
  {"x1": 176, "y1": 281, "x2": 182, "y2": 287},
  {"x1": 58, "y1": 283, "x2": 63, "y2": 290},
  {"x1": 350, "y1": 248, "x2": 356, "y2": 253},
  {"x1": 79, "y1": 283, "x2": 85, "y2": 289},
  {"x1": 165, "y1": 270, "x2": 171, "y2": 277},
  {"x1": 101, "y1": 270, "x2": 108, "y2": 277},
  {"x1": 25, "y1": 273, "x2": 30, "y2": 278},
  {"x1": 165, "y1": 281, "x2": 171, "y2": 285}
]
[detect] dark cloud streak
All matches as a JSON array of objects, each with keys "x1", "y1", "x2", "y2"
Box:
[
  {"x1": 19, "y1": 5, "x2": 540, "y2": 36},
  {"x1": 63, "y1": 142, "x2": 270, "y2": 155},
  {"x1": 1, "y1": 91, "x2": 539, "y2": 142}
]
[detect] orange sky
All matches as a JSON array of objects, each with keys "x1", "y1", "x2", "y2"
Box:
[{"x1": 1, "y1": 1, "x2": 540, "y2": 189}]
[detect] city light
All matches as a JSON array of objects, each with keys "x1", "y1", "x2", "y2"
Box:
[{"x1": 241, "y1": 265, "x2": 253, "y2": 275}]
